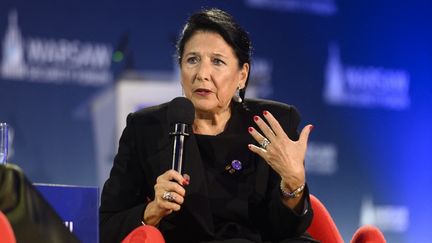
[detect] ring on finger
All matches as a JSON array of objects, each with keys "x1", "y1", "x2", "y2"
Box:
[
  {"x1": 162, "y1": 191, "x2": 175, "y2": 202},
  {"x1": 260, "y1": 138, "x2": 271, "y2": 150}
]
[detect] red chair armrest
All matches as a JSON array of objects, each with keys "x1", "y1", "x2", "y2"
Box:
[
  {"x1": 0, "y1": 211, "x2": 16, "y2": 243},
  {"x1": 350, "y1": 225, "x2": 386, "y2": 243},
  {"x1": 307, "y1": 194, "x2": 344, "y2": 243},
  {"x1": 122, "y1": 225, "x2": 165, "y2": 243}
]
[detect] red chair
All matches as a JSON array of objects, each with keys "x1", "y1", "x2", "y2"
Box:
[
  {"x1": 0, "y1": 211, "x2": 16, "y2": 243},
  {"x1": 307, "y1": 194, "x2": 344, "y2": 243},
  {"x1": 122, "y1": 225, "x2": 165, "y2": 243},
  {"x1": 351, "y1": 225, "x2": 386, "y2": 243},
  {"x1": 122, "y1": 194, "x2": 386, "y2": 243},
  {"x1": 307, "y1": 194, "x2": 386, "y2": 243}
]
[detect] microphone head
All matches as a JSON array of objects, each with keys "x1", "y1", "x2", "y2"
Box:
[{"x1": 167, "y1": 97, "x2": 195, "y2": 125}]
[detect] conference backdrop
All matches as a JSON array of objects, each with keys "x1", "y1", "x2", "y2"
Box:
[{"x1": 1, "y1": 0, "x2": 431, "y2": 242}]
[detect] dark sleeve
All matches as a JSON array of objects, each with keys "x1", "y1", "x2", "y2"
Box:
[
  {"x1": 265, "y1": 177, "x2": 313, "y2": 240},
  {"x1": 263, "y1": 105, "x2": 314, "y2": 241},
  {"x1": 99, "y1": 113, "x2": 150, "y2": 243}
]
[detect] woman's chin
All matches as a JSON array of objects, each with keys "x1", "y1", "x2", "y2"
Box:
[{"x1": 191, "y1": 99, "x2": 218, "y2": 113}]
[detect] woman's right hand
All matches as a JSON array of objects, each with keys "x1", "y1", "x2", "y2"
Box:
[{"x1": 143, "y1": 169, "x2": 190, "y2": 226}]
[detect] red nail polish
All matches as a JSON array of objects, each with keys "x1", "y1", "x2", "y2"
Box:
[
  {"x1": 310, "y1": 125, "x2": 314, "y2": 131},
  {"x1": 254, "y1": 115, "x2": 259, "y2": 122},
  {"x1": 248, "y1": 127, "x2": 253, "y2": 133},
  {"x1": 248, "y1": 144, "x2": 252, "y2": 149},
  {"x1": 263, "y1": 110, "x2": 268, "y2": 116}
]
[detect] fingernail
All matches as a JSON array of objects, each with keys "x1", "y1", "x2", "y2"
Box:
[
  {"x1": 182, "y1": 179, "x2": 189, "y2": 186},
  {"x1": 254, "y1": 115, "x2": 259, "y2": 122},
  {"x1": 248, "y1": 144, "x2": 252, "y2": 149},
  {"x1": 263, "y1": 110, "x2": 268, "y2": 116},
  {"x1": 248, "y1": 127, "x2": 253, "y2": 133},
  {"x1": 310, "y1": 125, "x2": 314, "y2": 131}
]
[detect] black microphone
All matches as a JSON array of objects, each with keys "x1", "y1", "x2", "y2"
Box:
[{"x1": 167, "y1": 97, "x2": 195, "y2": 174}]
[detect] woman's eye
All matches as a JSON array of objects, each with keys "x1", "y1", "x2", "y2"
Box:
[
  {"x1": 213, "y1": 58, "x2": 225, "y2": 65},
  {"x1": 186, "y1": 56, "x2": 198, "y2": 64}
]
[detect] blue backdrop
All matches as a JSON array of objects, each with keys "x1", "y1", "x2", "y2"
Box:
[{"x1": 1, "y1": 0, "x2": 431, "y2": 242}]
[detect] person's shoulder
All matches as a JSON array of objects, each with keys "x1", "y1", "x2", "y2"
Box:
[
  {"x1": 127, "y1": 102, "x2": 169, "y2": 123},
  {"x1": 243, "y1": 99, "x2": 301, "y2": 135},
  {"x1": 243, "y1": 98, "x2": 298, "y2": 114}
]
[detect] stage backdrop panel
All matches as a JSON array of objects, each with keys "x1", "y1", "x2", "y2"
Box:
[{"x1": 1, "y1": 1, "x2": 431, "y2": 242}]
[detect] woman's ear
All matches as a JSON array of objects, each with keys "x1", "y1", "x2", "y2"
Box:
[{"x1": 239, "y1": 63, "x2": 249, "y2": 88}]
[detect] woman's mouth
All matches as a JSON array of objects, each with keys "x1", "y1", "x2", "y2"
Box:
[{"x1": 194, "y1": 88, "x2": 212, "y2": 96}]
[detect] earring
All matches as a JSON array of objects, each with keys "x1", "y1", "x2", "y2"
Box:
[{"x1": 233, "y1": 86, "x2": 242, "y2": 103}]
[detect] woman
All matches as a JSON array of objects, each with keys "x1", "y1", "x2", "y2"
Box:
[{"x1": 100, "y1": 8, "x2": 316, "y2": 243}]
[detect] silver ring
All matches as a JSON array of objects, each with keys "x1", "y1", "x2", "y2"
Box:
[
  {"x1": 162, "y1": 191, "x2": 175, "y2": 202},
  {"x1": 260, "y1": 138, "x2": 271, "y2": 150}
]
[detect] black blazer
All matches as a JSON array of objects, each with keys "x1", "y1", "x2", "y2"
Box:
[{"x1": 99, "y1": 98, "x2": 314, "y2": 243}]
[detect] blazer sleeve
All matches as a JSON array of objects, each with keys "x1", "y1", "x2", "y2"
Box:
[
  {"x1": 99, "y1": 113, "x2": 151, "y2": 243},
  {"x1": 262, "y1": 105, "x2": 314, "y2": 241}
]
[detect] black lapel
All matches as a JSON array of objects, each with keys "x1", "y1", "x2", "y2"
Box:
[{"x1": 232, "y1": 101, "x2": 270, "y2": 201}]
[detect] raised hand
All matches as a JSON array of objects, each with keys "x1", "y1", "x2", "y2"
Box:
[{"x1": 248, "y1": 110, "x2": 313, "y2": 192}]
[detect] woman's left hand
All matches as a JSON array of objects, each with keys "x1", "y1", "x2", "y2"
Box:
[{"x1": 248, "y1": 110, "x2": 313, "y2": 191}]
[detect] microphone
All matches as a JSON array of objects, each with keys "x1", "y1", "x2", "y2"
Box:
[{"x1": 167, "y1": 97, "x2": 195, "y2": 174}]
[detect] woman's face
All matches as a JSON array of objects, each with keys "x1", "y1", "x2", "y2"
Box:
[{"x1": 180, "y1": 31, "x2": 249, "y2": 114}]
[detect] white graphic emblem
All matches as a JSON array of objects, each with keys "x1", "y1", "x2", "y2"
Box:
[
  {"x1": 1, "y1": 10, "x2": 26, "y2": 79},
  {"x1": 323, "y1": 42, "x2": 410, "y2": 110}
]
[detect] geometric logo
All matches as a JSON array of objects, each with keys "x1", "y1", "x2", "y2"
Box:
[
  {"x1": 1, "y1": 9, "x2": 113, "y2": 86},
  {"x1": 1, "y1": 10, "x2": 26, "y2": 79},
  {"x1": 323, "y1": 42, "x2": 410, "y2": 110}
]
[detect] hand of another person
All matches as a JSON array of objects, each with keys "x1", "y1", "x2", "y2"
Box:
[
  {"x1": 143, "y1": 170, "x2": 190, "y2": 226},
  {"x1": 248, "y1": 110, "x2": 313, "y2": 192}
]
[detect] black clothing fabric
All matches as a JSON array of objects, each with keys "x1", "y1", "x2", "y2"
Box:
[
  {"x1": 0, "y1": 164, "x2": 80, "y2": 243},
  {"x1": 99, "y1": 99, "x2": 316, "y2": 243}
]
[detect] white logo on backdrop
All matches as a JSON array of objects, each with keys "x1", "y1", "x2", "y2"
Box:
[
  {"x1": 1, "y1": 10, "x2": 26, "y2": 79},
  {"x1": 360, "y1": 196, "x2": 409, "y2": 232},
  {"x1": 324, "y1": 42, "x2": 410, "y2": 110},
  {"x1": 305, "y1": 141, "x2": 338, "y2": 175},
  {"x1": 1, "y1": 9, "x2": 113, "y2": 86},
  {"x1": 245, "y1": 0, "x2": 337, "y2": 16}
]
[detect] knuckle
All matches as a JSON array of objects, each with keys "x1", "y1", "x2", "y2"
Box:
[
  {"x1": 178, "y1": 197, "x2": 184, "y2": 205},
  {"x1": 154, "y1": 184, "x2": 160, "y2": 191},
  {"x1": 173, "y1": 204, "x2": 181, "y2": 211},
  {"x1": 166, "y1": 170, "x2": 174, "y2": 177},
  {"x1": 179, "y1": 186, "x2": 186, "y2": 196},
  {"x1": 174, "y1": 184, "x2": 184, "y2": 194}
]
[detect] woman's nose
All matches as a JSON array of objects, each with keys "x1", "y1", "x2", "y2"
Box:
[{"x1": 196, "y1": 60, "x2": 211, "y2": 82}]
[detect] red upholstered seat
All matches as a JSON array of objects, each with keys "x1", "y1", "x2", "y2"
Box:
[
  {"x1": 307, "y1": 194, "x2": 344, "y2": 243},
  {"x1": 307, "y1": 194, "x2": 386, "y2": 243},
  {"x1": 122, "y1": 225, "x2": 165, "y2": 243},
  {"x1": 122, "y1": 194, "x2": 386, "y2": 243},
  {"x1": 351, "y1": 225, "x2": 386, "y2": 243},
  {"x1": 0, "y1": 211, "x2": 16, "y2": 243}
]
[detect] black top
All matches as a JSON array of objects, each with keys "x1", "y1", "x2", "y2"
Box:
[
  {"x1": 196, "y1": 130, "x2": 257, "y2": 240},
  {"x1": 99, "y1": 99, "x2": 316, "y2": 243}
]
